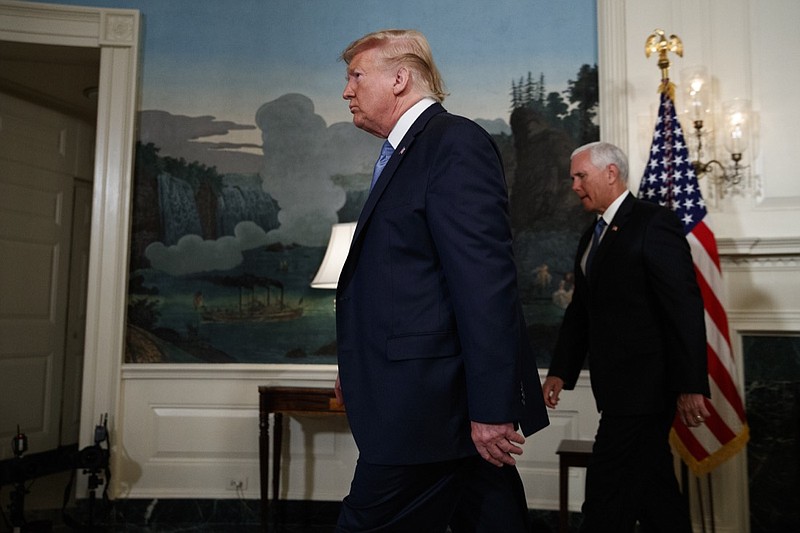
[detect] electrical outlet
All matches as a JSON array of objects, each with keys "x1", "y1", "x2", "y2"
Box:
[{"x1": 226, "y1": 477, "x2": 247, "y2": 491}]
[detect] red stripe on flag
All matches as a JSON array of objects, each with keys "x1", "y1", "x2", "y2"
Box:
[
  {"x1": 693, "y1": 267, "x2": 747, "y2": 418},
  {"x1": 706, "y1": 343, "x2": 748, "y2": 419},
  {"x1": 701, "y1": 395, "x2": 737, "y2": 443},
  {"x1": 672, "y1": 416, "x2": 710, "y2": 461},
  {"x1": 694, "y1": 267, "x2": 729, "y2": 348},
  {"x1": 694, "y1": 267, "x2": 731, "y2": 343},
  {"x1": 690, "y1": 221, "x2": 721, "y2": 270}
]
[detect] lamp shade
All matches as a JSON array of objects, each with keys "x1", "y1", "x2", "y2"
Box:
[{"x1": 310, "y1": 222, "x2": 357, "y2": 289}]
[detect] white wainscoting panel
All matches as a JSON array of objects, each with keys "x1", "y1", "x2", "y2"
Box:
[
  {"x1": 117, "y1": 365, "x2": 598, "y2": 510},
  {"x1": 276, "y1": 413, "x2": 356, "y2": 501}
]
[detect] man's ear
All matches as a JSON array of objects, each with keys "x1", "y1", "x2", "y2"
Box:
[
  {"x1": 607, "y1": 163, "x2": 620, "y2": 183},
  {"x1": 392, "y1": 66, "x2": 410, "y2": 95}
]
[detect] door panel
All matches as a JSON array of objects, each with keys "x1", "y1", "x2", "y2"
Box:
[{"x1": 0, "y1": 93, "x2": 80, "y2": 459}]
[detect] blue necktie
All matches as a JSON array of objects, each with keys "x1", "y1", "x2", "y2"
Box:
[
  {"x1": 370, "y1": 140, "x2": 394, "y2": 190},
  {"x1": 586, "y1": 217, "x2": 607, "y2": 273}
]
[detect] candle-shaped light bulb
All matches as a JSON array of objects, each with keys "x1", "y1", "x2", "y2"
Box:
[
  {"x1": 681, "y1": 66, "x2": 710, "y2": 122},
  {"x1": 722, "y1": 100, "x2": 751, "y2": 155},
  {"x1": 729, "y1": 113, "x2": 744, "y2": 154}
]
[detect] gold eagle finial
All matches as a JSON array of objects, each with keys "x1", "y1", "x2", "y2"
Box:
[{"x1": 645, "y1": 29, "x2": 683, "y2": 99}]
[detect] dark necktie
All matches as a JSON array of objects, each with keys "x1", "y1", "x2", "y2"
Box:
[
  {"x1": 370, "y1": 140, "x2": 394, "y2": 191},
  {"x1": 586, "y1": 217, "x2": 607, "y2": 273}
]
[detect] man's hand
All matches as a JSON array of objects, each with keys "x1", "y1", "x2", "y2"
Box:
[
  {"x1": 334, "y1": 374, "x2": 344, "y2": 405},
  {"x1": 471, "y1": 421, "x2": 525, "y2": 467},
  {"x1": 542, "y1": 376, "x2": 565, "y2": 409},
  {"x1": 677, "y1": 393, "x2": 710, "y2": 428}
]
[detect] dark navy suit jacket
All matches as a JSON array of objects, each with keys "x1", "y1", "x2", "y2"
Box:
[
  {"x1": 550, "y1": 193, "x2": 710, "y2": 415},
  {"x1": 336, "y1": 103, "x2": 548, "y2": 465}
]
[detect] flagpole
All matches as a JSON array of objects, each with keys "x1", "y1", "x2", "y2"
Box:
[
  {"x1": 680, "y1": 461, "x2": 688, "y2": 500},
  {"x1": 642, "y1": 26, "x2": 750, "y2": 533},
  {"x1": 695, "y1": 476, "x2": 707, "y2": 533},
  {"x1": 708, "y1": 474, "x2": 716, "y2": 533},
  {"x1": 644, "y1": 28, "x2": 720, "y2": 533}
]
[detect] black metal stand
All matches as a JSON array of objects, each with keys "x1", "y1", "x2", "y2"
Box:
[
  {"x1": 84, "y1": 468, "x2": 103, "y2": 530},
  {"x1": 8, "y1": 428, "x2": 28, "y2": 532},
  {"x1": 8, "y1": 477, "x2": 26, "y2": 531}
]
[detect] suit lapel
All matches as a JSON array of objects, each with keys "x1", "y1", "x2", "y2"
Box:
[
  {"x1": 338, "y1": 103, "x2": 446, "y2": 294},
  {"x1": 576, "y1": 224, "x2": 593, "y2": 276},
  {"x1": 587, "y1": 192, "x2": 635, "y2": 280}
]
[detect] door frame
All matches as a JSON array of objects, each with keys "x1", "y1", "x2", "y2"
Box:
[{"x1": 0, "y1": 0, "x2": 140, "y2": 493}]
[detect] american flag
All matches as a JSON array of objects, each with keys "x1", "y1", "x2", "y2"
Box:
[{"x1": 638, "y1": 87, "x2": 749, "y2": 475}]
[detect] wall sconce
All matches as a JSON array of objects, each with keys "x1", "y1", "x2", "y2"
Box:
[
  {"x1": 680, "y1": 67, "x2": 753, "y2": 199},
  {"x1": 310, "y1": 222, "x2": 356, "y2": 289}
]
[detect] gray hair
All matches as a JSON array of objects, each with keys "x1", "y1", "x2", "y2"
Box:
[{"x1": 571, "y1": 141, "x2": 629, "y2": 184}]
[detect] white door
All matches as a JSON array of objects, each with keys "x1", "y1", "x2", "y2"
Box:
[{"x1": 0, "y1": 92, "x2": 92, "y2": 458}]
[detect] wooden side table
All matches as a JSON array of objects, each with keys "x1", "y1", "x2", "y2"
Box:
[
  {"x1": 258, "y1": 386, "x2": 345, "y2": 530},
  {"x1": 556, "y1": 439, "x2": 594, "y2": 533}
]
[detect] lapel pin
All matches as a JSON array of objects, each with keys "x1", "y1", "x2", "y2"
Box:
[
  {"x1": 611, "y1": 225, "x2": 619, "y2": 232},
  {"x1": 399, "y1": 147, "x2": 406, "y2": 155}
]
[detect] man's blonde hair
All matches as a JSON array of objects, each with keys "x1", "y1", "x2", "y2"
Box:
[{"x1": 340, "y1": 29, "x2": 447, "y2": 103}]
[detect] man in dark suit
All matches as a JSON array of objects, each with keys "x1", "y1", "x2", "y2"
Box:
[
  {"x1": 542, "y1": 142, "x2": 712, "y2": 532},
  {"x1": 333, "y1": 29, "x2": 549, "y2": 532}
]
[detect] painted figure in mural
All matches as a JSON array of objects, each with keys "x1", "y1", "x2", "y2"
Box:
[
  {"x1": 332, "y1": 29, "x2": 549, "y2": 531},
  {"x1": 542, "y1": 141, "x2": 711, "y2": 533}
]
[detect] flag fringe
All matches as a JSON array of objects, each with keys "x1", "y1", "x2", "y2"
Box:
[{"x1": 670, "y1": 424, "x2": 750, "y2": 476}]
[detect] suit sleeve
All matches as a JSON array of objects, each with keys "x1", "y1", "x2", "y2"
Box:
[
  {"x1": 643, "y1": 209, "x2": 710, "y2": 396},
  {"x1": 549, "y1": 277, "x2": 589, "y2": 390},
  {"x1": 425, "y1": 118, "x2": 525, "y2": 424}
]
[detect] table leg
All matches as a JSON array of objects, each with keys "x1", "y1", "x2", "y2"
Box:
[
  {"x1": 272, "y1": 412, "x2": 284, "y2": 526},
  {"x1": 259, "y1": 406, "x2": 270, "y2": 530},
  {"x1": 559, "y1": 456, "x2": 569, "y2": 533}
]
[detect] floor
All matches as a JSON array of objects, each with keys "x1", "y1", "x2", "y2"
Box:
[
  {"x1": 4, "y1": 499, "x2": 573, "y2": 532},
  {"x1": 1, "y1": 472, "x2": 575, "y2": 532}
]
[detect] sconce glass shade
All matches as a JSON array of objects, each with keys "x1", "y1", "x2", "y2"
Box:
[
  {"x1": 721, "y1": 99, "x2": 751, "y2": 155},
  {"x1": 310, "y1": 222, "x2": 357, "y2": 289},
  {"x1": 680, "y1": 66, "x2": 713, "y2": 123}
]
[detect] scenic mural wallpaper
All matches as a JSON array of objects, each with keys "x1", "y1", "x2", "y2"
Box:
[{"x1": 41, "y1": 0, "x2": 599, "y2": 365}]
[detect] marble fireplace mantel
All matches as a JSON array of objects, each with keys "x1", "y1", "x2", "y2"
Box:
[{"x1": 718, "y1": 236, "x2": 800, "y2": 258}]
